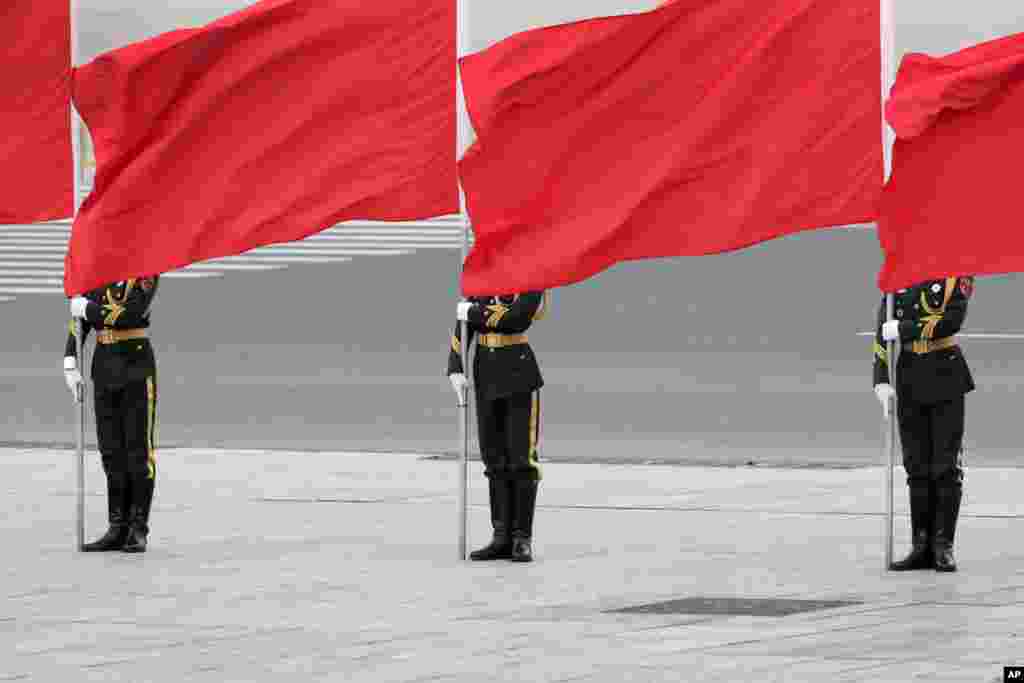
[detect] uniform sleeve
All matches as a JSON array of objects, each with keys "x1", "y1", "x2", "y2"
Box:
[
  {"x1": 872, "y1": 296, "x2": 889, "y2": 386},
  {"x1": 447, "y1": 320, "x2": 475, "y2": 375},
  {"x1": 64, "y1": 318, "x2": 93, "y2": 362},
  {"x1": 897, "y1": 276, "x2": 970, "y2": 342},
  {"x1": 465, "y1": 291, "x2": 544, "y2": 333}
]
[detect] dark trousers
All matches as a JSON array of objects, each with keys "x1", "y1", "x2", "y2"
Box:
[
  {"x1": 897, "y1": 394, "x2": 964, "y2": 488},
  {"x1": 475, "y1": 390, "x2": 541, "y2": 481},
  {"x1": 94, "y1": 375, "x2": 158, "y2": 478},
  {"x1": 897, "y1": 393, "x2": 965, "y2": 550}
]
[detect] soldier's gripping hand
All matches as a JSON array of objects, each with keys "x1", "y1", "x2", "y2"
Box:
[
  {"x1": 881, "y1": 320, "x2": 900, "y2": 342},
  {"x1": 874, "y1": 383, "x2": 895, "y2": 419},
  {"x1": 69, "y1": 296, "x2": 90, "y2": 319},
  {"x1": 449, "y1": 373, "x2": 468, "y2": 402},
  {"x1": 63, "y1": 356, "x2": 83, "y2": 399}
]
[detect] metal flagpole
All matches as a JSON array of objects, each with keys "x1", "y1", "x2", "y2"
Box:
[
  {"x1": 880, "y1": 0, "x2": 897, "y2": 569},
  {"x1": 456, "y1": 0, "x2": 471, "y2": 561},
  {"x1": 70, "y1": 0, "x2": 87, "y2": 551}
]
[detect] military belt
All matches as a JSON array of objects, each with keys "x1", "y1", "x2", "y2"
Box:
[
  {"x1": 909, "y1": 336, "x2": 956, "y2": 355},
  {"x1": 477, "y1": 333, "x2": 528, "y2": 349},
  {"x1": 96, "y1": 328, "x2": 147, "y2": 345}
]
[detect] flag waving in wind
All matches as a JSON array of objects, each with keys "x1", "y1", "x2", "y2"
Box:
[
  {"x1": 878, "y1": 32, "x2": 1024, "y2": 292},
  {"x1": 65, "y1": 0, "x2": 456, "y2": 296},
  {"x1": 457, "y1": 0, "x2": 882, "y2": 295},
  {"x1": 0, "y1": 0, "x2": 72, "y2": 223}
]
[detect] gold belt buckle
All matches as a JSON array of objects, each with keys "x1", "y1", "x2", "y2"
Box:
[
  {"x1": 479, "y1": 332, "x2": 526, "y2": 348},
  {"x1": 911, "y1": 337, "x2": 954, "y2": 354}
]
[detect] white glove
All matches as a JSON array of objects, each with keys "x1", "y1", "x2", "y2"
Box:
[
  {"x1": 63, "y1": 356, "x2": 83, "y2": 398},
  {"x1": 69, "y1": 296, "x2": 90, "y2": 319},
  {"x1": 449, "y1": 373, "x2": 467, "y2": 401},
  {"x1": 874, "y1": 383, "x2": 895, "y2": 419},
  {"x1": 456, "y1": 301, "x2": 473, "y2": 321},
  {"x1": 881, "y1": 320, "x2": 900, "y2": 342}
]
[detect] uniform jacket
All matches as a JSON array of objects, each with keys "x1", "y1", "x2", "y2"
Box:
[
  {"x1": 64, "y1": 277, "x2": 159, "y2": 388},
  {"x1": 873, "y1": 276, "x2": 974, "y2": 405},
  {"x1": 447, "y1": 291, "x2": 546, "y2": 401}
]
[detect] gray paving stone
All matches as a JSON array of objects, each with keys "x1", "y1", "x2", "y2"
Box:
[{"x1": 2, "y1": 447, "x2": 1023, "y2": 681}]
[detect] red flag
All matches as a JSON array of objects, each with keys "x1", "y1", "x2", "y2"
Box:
[
  {"x1": 457, "y1": 0, "x2": 882, "y2": 295},
  {"x1": 66, "y1": 0, "x2": 456, "y2": 296},
  {"x1": 0, "y1": 1, "x2": 72, "y2": 223},
  {"x1": 878, "y1": 32, "x2": 1024, "y2": 292}
]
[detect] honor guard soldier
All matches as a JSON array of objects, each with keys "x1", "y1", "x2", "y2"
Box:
[
  {"x1": 63, "y1": 276, "x2": 160, "y2": 553},
  {"x1": 447, "y1": 291, "x2": 548, "y2": 562},
  {"x1": 873, "y1": 275, "x2": 975, "y2": 572}
]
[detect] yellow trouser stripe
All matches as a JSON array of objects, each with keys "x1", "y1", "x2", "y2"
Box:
[
  {"x1": 528, "y1": 391, "x2": 542, "y2": 480},
  {"x1": 146, "y1": 376, "x2": 157, "y2": 479}
]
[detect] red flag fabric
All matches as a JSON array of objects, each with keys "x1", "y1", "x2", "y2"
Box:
[
  {"x1": 878, "y1": 32, "x2": 1024, "y2": 292},
  {"x1": 457, "y1": 0, "x2": 882, "y2": 295},
  {"x1": 65, "y1": 0, "x2": 456, "y2": 296},
  {"x1": 0, "y1": 1, "x2": 72, "y2": 223}
]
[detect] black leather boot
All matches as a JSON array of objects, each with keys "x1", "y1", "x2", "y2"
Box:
[
  {"x1": 933, "y1": 483, "x2": 962, "y2": 572},
  {"x1": 510, "y1": 480, "x2": 538, "y2": 563},
  {"x1": 890, "y1": 483, "x2": 933, "y2": 570},
  {"x1": 122, "y1": 472, "x2": 154, "y2": 553},
  {"x1": 470, "y1": 478, "x2": 513, "y2": 560},
  {"x1": 82, "y1": 471, "x2": 130, "y2": 552}
]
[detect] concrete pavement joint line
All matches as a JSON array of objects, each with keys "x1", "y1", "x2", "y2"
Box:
[
  {"x1": 258, "y1": 495, "x2": 446, "y2": 504},
  {"x1": 617, "y1": 617, "x2": 721, "y2": 631},
  {"x1": 822, "y1": 653, "x2": 971, "y2": 677},
  {"x1": 651, "y1": 612, "x2": 913, "y2": 657},
  {"x1": 10, "y1": 447, "x2": 1023, "y2": 470},
  {"x1": 785, "y1": 602, "x2": 926, "y2": 626},
  {"x1": 499, "y1": 502, "x2": 1024, "y2": 520},
  {"x1": 80, "y1": 658, "x2": 152, "y2": 670},
  {"x1": 19, "y1": 625, "x2": 309, "y2": 659},
  {"x1": 245, "y1": 496, "x2": 925, "y2": 519},
  {"x1": 907, "y1": 583, "x2": 1024, "y2": 599},
  {"x1": 923, "y1": 602, "x2": 1017, "y2": 607}
]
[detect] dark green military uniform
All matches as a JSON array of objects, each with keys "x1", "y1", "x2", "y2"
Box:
[
  {"x1": 448, "y1": 291, "x2": 547, "y2": 561},
  {"x1": 874, "y1": 275, "x2": 974, "y2": 571},
  {"x1": 65, "y1": 277, "x2": 159, "y2": 552}
]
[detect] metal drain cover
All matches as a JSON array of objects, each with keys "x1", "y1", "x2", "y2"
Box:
[{"x1": 609, "y1": 597, "x2": 860, "y2": 617}]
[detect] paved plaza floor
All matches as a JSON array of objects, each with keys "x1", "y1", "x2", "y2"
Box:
[{"x1": 3, "y1": 447, "x2": 1022, "y2": 681}]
